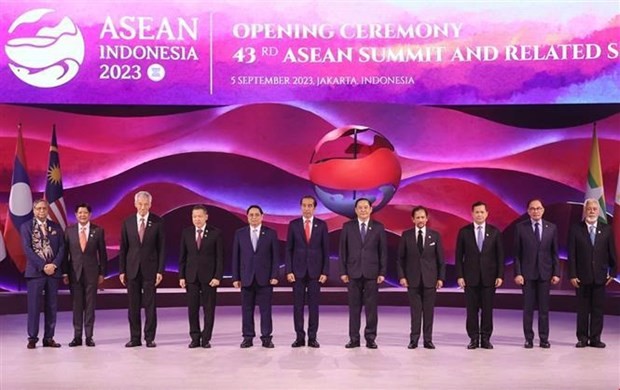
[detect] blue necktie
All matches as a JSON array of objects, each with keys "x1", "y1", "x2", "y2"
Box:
[
  {"x1": 534, "y1": 222, "x2": 541, "y2": 243},
  {"x1": 589, "y1": 225, "x2": 596, "y2": 245},
  {"x1": 360, "y1": 223, "x2": 367, "y2": 242},
  {"x1": 476, "y1": 226, "x2": 484, "y2": 251}
]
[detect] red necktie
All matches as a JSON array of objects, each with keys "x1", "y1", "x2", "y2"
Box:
[
  {"x1": 139, "y1": 218, "x2": 146, "y2": 243},
  {"x1": 196, "y1": 229, "x2": 203, "y2": 250},
  {"x1": 304, "y1": 219, "x2": 311, "y2": 242}
]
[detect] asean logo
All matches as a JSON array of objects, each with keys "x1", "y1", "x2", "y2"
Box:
[
  {"x1": 309, "y1": 125, "x2": 402, "y2": 218},
  {"x1": 5, "y1": 8, "x2": 85, "y2": 88}
]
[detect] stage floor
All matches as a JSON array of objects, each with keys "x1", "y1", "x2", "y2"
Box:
[{"x1": 1, "y1": 306, "x2": 618, "y2": 389}]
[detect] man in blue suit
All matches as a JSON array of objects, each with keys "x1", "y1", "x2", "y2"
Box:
[
  {"x1": 232, "y1": 205, "x2": 280, "y2": 348},
  {"x1": 21, "y1": 199, "x2": 65, "y2": 349},
  {"x1": 285, "y1": 195, "x2": 329, "y2": 348},
  {"x1": 513, "y1": 199, "x2": 560, "y2": 349}
]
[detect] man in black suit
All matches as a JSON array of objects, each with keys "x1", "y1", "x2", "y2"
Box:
[
  {"x1": 285, "y1": 195, "x2": 330, "y2": 348},
  {"x1": 63, "y1": 203, "x2": 108, "y2": 347},
  {"x1": 119, "y1": 191, "x2": 165, "y2": 348},
  {"x1": 513, "y1": 199, "x2": 560, "y2": 349},
  {"x1": 232, "y1": 205, "x2": 279, "y2": 348},
  {"x1": 339, "y1": 198, "x2": 387, "y2": 349},
  {"x1": 179, "y1": 204, "x2": 224, "y2": 349},
  {"x1": 397, "y1": 205, "x2": 446, "y2": 349},
  {"x1": 21, "y1": 199, "x2": 65, "y2": 349},
  {"x1": 455, "y1": 201, "x2": 504, "y2": 350},
  {"x1": 568, "y1": 198, "x2": 617, "y2": 348}
]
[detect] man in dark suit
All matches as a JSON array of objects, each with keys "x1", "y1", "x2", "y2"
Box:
[
  {"x1": 285, "y1": 195, "x2": 330, "y2": 348},
  {"x1": 119, "y1": 191, "x2": 165, "y2": 348},
  {"x1": 339, "y1": 198, "x2": 387, "y2": 349},
  {"x1": 513, "y1": 199, "x2": 560, "y2": 349},
  {"x1": 179, "y1": 204, "x2": 224, "y2": 349},
  {"x1": 455, "y1": 201, "x2": 504, "y2": 350},
  {"x1": 21, "y1": 199, "x2": 65, "y2": 349},
  {"x1": 568, "y1": 198, "x2": 617, "y2": 348},
  {"x1": 63, "y1": 203, "x2": 108, "y2": 347},
  {"x1": 232, "y1": 205, "x2": 279, "y2": 348},
  {"x1": 397, "y1": 205, "x2": 446, "y2": 350}
]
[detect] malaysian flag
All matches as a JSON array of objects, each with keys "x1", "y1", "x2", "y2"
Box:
[
  {"x1": 3, "y1": 124, "x2": 33, "y2": 273},
  {"x1": 45, "y1": 126, "x2": 68, "y2": 229}
]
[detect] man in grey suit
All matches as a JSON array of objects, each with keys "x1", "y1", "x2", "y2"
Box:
[
  {"x1": 339, "y1": 198, "x2": 387, "y2": 349},
  {"x1": 63, "y1": 203, "x2": 108, "y2": 347},
  {"x1": 455, "y1": 201, "x2": 504, "y2": 350},
  {"x1": 513, "y1": 199, "x2": 560, "y2": 349},
  {"x1": 397, "y1": 205, "x2": 445, "y2": 349}
]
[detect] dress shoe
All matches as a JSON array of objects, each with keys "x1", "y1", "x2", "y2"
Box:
[
  {"x1": 539, "y1": 341, "x2": 551, "y2": 349},
  {"x1": 366, "y1": 340, "x2": 378, "y2": 349},
  {"x1": 575, "y1": 340, "x2": 587, "y2": 348},
  {"x1": 85, "y1": 338, "x2": 95, "y2": 347},
  {"x1": 524, "y1": 340, "x2": 533, "y2": 349},
  {"x1": 467, "y1": 339, "x2": 479, "y2": 349},
  {"x1": 27, "y1": 340, "x2": 36, "y2": 349},
  {"x1": 43, "y1": 339, "x2": 61, "y2": 348},
  {"x1": 202, "y1": 341, "x2": 211, "y2": 349},
  {"x1": 291, "y1": 340, "x2": 305, "y2": 348},
  {"x1": 146, "y1": 340, "x2": 157, "y2": 348},
  {"x1": 407, "y1": 341, "x2": 418, "y2": 349},
  {"x1": 69, "y1": 338, "x2": 82, "y2": 347},
  {"x1": 589, "y1": 340, "x2": 606, "y2": 348},
  {"x1": 480, "y1": 340, "x2": 493, "y2": 349},
  {"x1": 423, "y1": 341, "x2": 436, "y2": 349},
  {"x1": 125, "y1": 340, "x2": 142, "y2": 348},
  {"x1": 188, "y1": 340, "x2": 201, "y2": 348},
  {"x1": 345, "y1": 340, "x2": 360, "y2": 349},
  {"x1": 307, "y1": 339, "x2": 320, "y2": 348},
  {"x1": 240, "y1": 339, "x2": 253, "y2": 348},
  {"x1": 262, "y1": 340, "x2": 275, "y2": 348}
]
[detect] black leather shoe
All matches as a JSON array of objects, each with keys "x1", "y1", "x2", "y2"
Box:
[
  {"x1": 262, "y1": 340, "x2": 275, "y2": 348},
  {"x1": 43, "y1": 339, "x2": 61, "y2": 348},
  {"x1": 524, "y1": 340, "x2": 533, "y2": 349},
  {"x1": 146, "y1": 340, "x2": 157, "y2": 348},
  {"x1": 407, "y1": 341, "x2": 418, "y2": 349},
  {"x1": 85, "y1": 338, "x2": 95, "y2": 347},
  {"x1": 291, "y1": 340, "x2": 305, "y2": 348},
  {"x1": 202, "y1": 341, "x2": 211, "y2": 349},
  {"x1": 480, "y1": 340, "x2": 493, "y2": 349},
  {"x1": 188, "y1": 340, "x2": 200, "y2": 348},
  {"x1": 27, "y1": 340, "x2": 36, "y2": 349},
  {"x1": 539, "y1": 341, "x2": 550, "y2": 349},
  {"x1": 467, "y1": 339, "x2": 479, "y2": 349},
  {"x1": 366, "y1": 340, "x2": 378, "y2": 349},
  {"x1": 125, "y1": 340, "x2": 142, "y2": 348},
  {"x1": 575, "y1": 340, "x2": 587, "y2": 348},
  {"x1": 240, "y1": 339, "x2": 253, "y2": 348},
  {"x1": 307, "y1": 339, "x2": 320, "y2": 348},
  {"x1": 69, "y1": 338, "x2": 82, "y2": 347},
  {"x1": 589, "y1": 340, "x2": 606, "y2": 348},
  {"x1": 345, "y1": 340, "x2": 360, "y2": 349},
  {"x1": 423, "y1": 341, "x2": 436, "y2": 349}
]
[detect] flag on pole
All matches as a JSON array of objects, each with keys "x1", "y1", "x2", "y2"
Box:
[
  {"x1": 44, "y1": 125, "x2": 68, "y2": 230},
  {"x1": 584, "y1": 123, "x2": 608, "y2": 224},
  {"x1": 3, "y1": 124, "x2": 34, "y2": 273},
  {"x1": 613, "y1": 164, "x2": 620, "y2": 262},
  {"x1": 0, "y1": 225, "x2": 6, "y2": 262}
]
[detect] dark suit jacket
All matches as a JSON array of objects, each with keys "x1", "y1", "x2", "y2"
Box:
[
  {"x1": 513, "y1": 219, "x2": 559, "y2": 280},
  {"x1": 339, "y1": 219, "x2": 387, "y2": 279},
  {"x1": 455, "y1": 223, "x2": 505, "y2": 287},
  {"x1": 63, "y1": 223, "x2": 108, "y2": 281},
  {"x1": 179, "y1": 225, "x2": 224, "y2": 283},
  {"x1": 285, "y1": 217, "x2": 329, "y2": 278},
  {"x1": 397, "y1": 228, "x2": 446, "y2": 287},
  {"x1": 21, "y1": 219, "x2": 65, "y2": 279},
  {"x1": 119, "y1": 214, "x2": 165, "y2": 280},
  {"x1": 568, "y1": 222, "x2": 617, "y2": 284},
  {"x1": 232, "y1": 225, "x2": 279, "y2": 286}
]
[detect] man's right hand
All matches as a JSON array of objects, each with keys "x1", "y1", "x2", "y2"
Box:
[{"x1": 119, "y1": 273, "x2": 126, "y2": 286}]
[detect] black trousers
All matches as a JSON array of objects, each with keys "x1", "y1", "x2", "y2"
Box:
[
  {"x1": 347, "y1": 277, "x2": 378, "y2": 342},
  {"x1": 127, "y1": 269, "x2": 157, "y2": 342},
  {"x1": 407, "y1": 284, "x2": 437, "y2": 343},
  {"x1": 186, "y1": 280, "x2": 217, "y2": 342},
  {"x1": 464, "y1": 285, "x2": 495, "y2": 341},
  {"x1": 292, "y1": 274, "x2": 321, "y2": 341},
  {"x1": 521, "y1": 279, "x2": 550, "y2": 342},
  {"x1": 575, "y1": 283, "x2": 606, "y2": 342}
]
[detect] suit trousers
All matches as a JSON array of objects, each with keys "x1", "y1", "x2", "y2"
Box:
[
  {"x1": 70, "y1": 273, "x2": 99, "y2": 339},
  {"x1": 26, "y1": 276, "x2": 59, "y2": 341},
  {"x1": 127, "y1": 269, "x2": 157, "y2": 342},
  {"x1": 292, "y1": 274, "x2": 321, "y2": 341},
  {"x1": 521, "y1": 279, "x2": 550, "y2": 342},
  {"x1": 575, "y1": 283, "x2": 606, "y2": 342},
  {"x1": 347, "y1": 277, "x2": 378, "y2": 342},
  {"x1": 186, "y1": 281, "x2": 217, "y2": 342},
  {"x1": 464, "y1": 285, "x2": 495, "y2": 341},
  {"x1": 241, "y1": 282, "x2": 273, "y2": 341},
  {"x1": 407, "y1": 285, "x2": 437, "y2": 343}
]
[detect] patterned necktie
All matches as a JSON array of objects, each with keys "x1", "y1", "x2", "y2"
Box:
[
  {"x1": 417, "y1": 229, "x2": 424, "y2": 254},
  {"x1": 304, "y1": 219, "x2": 311, "y2": 242},
  {"x1": 360, "y1": 222, "x2": 367, "y2": 242},
  {"x1": 79, "y1": 227, "x2": 87, "y2": 252},
  {"x1": 40, "y1": 222, "x2": 47, "y2": 237},
  {"x1": 139, "y1": 218, "x2": 146, "y2": 243},
  {"x1": 589, "y1": 225, "x2": 596, "y2": 245},
  {"x1": 534, "y1": 222, "x2": 541, "y2": 243},
  {"x1": 252, "y1": 228, "x2": 259, "y2": 251},
  {"x1": 196, "y1": 229, "x2": 203, "y2": 250},
  {"x1": 476, "y1": 225, "x2": 484, "y2": 251}
]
